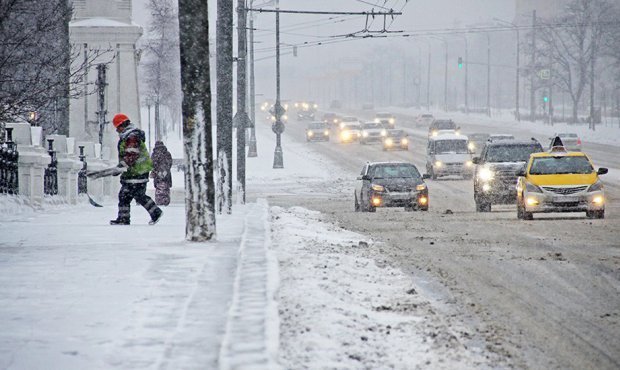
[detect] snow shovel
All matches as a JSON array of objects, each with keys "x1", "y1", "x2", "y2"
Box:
[{"x1": 86, "y1": 166, "x2": 126, "y2": 179}]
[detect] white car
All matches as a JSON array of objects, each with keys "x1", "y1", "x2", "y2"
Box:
[
  {"x1": 339, "y1": 123, "x2": 362, "y2": 143},
  {"x1": 374, "y1": 112, "x2": 396, "y2": 128},
  {"x1": 360, "y1": 122, "x2": 387, "y2": 144}
]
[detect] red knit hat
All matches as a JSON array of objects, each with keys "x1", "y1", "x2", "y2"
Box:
[{"x1": 112, "y1": 113, "x2": 130, "y2": 128}]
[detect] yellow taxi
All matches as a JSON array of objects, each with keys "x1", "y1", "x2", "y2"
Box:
[{"x1": 516, "y1": 141, "x2": 608, "y2": 220}]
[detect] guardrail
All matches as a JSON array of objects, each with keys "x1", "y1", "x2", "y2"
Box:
[
  {"x1": 0, "y1": 128, "x2": 19, "y2": 195},
  {"x1": 77, "y1": 145, "x2": 87, "y2": 194}
]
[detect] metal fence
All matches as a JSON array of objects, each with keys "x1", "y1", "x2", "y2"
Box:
[
  {"x1": 43, "y1": 139, "x2": 58, "y2": 196},
  {"x1": 0, "y1": 128, "x2": 19, "y2": 194},
  {"x1": 77, "y1": 145, "x2": 87, "y2": 194}
]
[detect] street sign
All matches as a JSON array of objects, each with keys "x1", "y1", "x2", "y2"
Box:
[{"x1": 538, "y1": 69, "x2": 550, "y2": 80}]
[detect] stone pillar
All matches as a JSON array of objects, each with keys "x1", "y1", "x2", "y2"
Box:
[{"x1": 56, "y1": 158, "x2": 83, "y2": 204}]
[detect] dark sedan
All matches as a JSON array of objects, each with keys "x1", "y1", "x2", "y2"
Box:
[{"x1": 354, "y1": 162, "x2": 430, "y2": 212}]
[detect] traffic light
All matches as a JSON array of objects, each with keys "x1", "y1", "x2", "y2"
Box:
[
  {"x1": 543, "y1": 94, "x2": 549, "y2": 103},
  {"x1": 458, "y1": 57, "x2": 463, "y2": 69}
]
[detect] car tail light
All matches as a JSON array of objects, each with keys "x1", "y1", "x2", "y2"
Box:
[{"x1": 577, "y1": 138, "x2": 582, "y2": 145}]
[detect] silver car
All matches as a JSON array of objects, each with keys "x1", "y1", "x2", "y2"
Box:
[{"x1": 549, "y1": 133, "x2": 582, "y2": 151}]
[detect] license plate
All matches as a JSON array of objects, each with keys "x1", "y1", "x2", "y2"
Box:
[
  {"x1": 553, "y1": 196, "x2": 579, "y2": 203},
  {"x1": 390, "y1": 192, "x2": 409, "y2": 200}
]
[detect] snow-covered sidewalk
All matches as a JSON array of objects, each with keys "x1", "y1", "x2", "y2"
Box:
[{"x1": 0, "y1": 198, "x2": 278, "y2": 369}]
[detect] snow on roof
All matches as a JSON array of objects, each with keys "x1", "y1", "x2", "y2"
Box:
[{"x1": 70, "y1": 17, "x2": 136, "y2": 27}]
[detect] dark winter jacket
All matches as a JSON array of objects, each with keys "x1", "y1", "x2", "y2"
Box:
[
  {"x1": 117, "y1": 125, "x2": 153, "y2": 183},
  {"x1": 151, "y1": 141, "x2": 172, "y2": 187}
]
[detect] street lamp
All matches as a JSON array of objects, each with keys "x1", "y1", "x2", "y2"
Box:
[
  {"x1": 272, "y1": 0, "x2": 284, "y2": 169},
  {"x1": 494, "y1": 18, "x2": 521, "y2": 122}
]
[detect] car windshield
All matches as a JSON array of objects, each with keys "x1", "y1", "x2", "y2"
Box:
[
  {"x1": 432, "y1": 121, "x2": 455, "y2": 130},
  {"x1": 370, "y1": 164, "x2": 421, "y2": 179},
  {"x1": 309, "y1": 123, "x2": 326, "y2": 129},
  {"x1": 529, "y1": 156, "x2": 593, "y2": 175},
  {"x1": 435, "y1": 140, "x2": 468, "y2": 154},
  {"x1": 343, "y1": 124, "x2": 361, "y2": 130},
  {"x1": 486, "y1": 144, "x2": 542, "y2": 162},
  {"x1": 387, "y1": 130, "x2": 405, "y2": 137},
  {"x1": 363, "y1": 123, "x2": 383, "y2": 129}
]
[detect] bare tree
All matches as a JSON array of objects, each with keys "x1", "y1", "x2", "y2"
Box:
[
  {"x1": 0, "y1": 0, "x2": 108, "y2": 140},
  {"x1": 534, "y1": 0, "x2": 615, "y2": 124},
  {"x1": 179, "y1": 0, "x2": 216, "y2": 241},
  {"x1": 142, "y1": 0, "x2": 182, "y2": 141}
]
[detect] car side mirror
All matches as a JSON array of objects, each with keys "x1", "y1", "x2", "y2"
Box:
[
  {"x1": 472, "y1": 157, "x2": 480, "y2": 165},
  {"x1": 356, "y1": 176, "x2": 362, "y2": 180},
  {"x1": 516, "y1": 169, "x2": 526, "y2": 177},
  {"x1": 422, "y1": 174, "x2": 431, "y2": 180},
  {"x1": 597, "y1": 167, "x2": 608, "y2": 175},
  {"x1": 361, "y1": 175, "x2": 371, "y2": 181}
]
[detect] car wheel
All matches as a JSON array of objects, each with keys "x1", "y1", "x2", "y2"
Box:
[
  {"x1": 517, "y1": 200, "x2": 524, "y2": 219},
  {"x1": 476, "y1": 199, "x2": 491, "y2": 212},
  {"x1": 404, "y1": 205, "x2": 414, "y2": 212},
  {"x1": 587, "y1": 210, "x2": 605, "y2": 219},
  {"x1": 430, "y1": 167, "x2": 437, "y2": 180},
  {"x1": 368, "y1": 205, "x2": 376, "y2": 213}
]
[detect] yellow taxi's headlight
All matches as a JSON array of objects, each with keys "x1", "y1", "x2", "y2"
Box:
[
  {"x1": 371, "y1": 184, "x2": 385, "y2": 192},
  {"x1": 526, "y1": 197, "x2": 539, "y2": 206},
  {"x1": 435, "y1": 161, "x2": 443, "y2": 168},
  {"x1": 592, "y1": 195, "x2": 604, "y2": 205},
  {"x1": 478, "y1": 167, "x2": 494, "y2": 181},
  {"x1": 416, "y1": 184, "x2": 426, "y2": 191}
]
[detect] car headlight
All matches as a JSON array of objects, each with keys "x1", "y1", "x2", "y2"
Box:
[
  {"x1": 313, "y1": 104, "x2": 318, "y2": 108},
  {"x1": 324, "y1": 130, "x2": 329, "y2": 136},
  {"x1": 465, "y1": 160, "x2": 473, "y2": 167},
  {"x1": 435, "y1": 161, "x2": 443, "y2": 168},
  {"x1": 385, "y1": 138, "x2": 393, "y2": 146},
  {"x1": 371, "y1": 184, "x2": 385, "y2": 192},
  {"x1": 307, "y1": 131, "x2": 314, "y2": 137},
  {"x1": 339, "y1": 123, "x2": 345, "y2": 129},
  {"x1": 341, "y1": 131, "x2": 350, "y2": 139},
  {"x1": 333, "y1": 119, "x2": 338, "y2": 124},
  {"x1": 525, "y1": 181, "x2": 543, "y2": 193},
  {"x1": 282, "y1": 115, "x2": 288, "y2": 120},
  {"x1": 432, "y1": 130, "x2": 438, "y2": 137},
  {"x1": 380, "y1": 129, "x2": 387, "y2": 137},
  {"x1": 389, "y1": 118, "x2": 395, "y2": 124},
  {"x1": 588, "y1": 180, "x2": 603, "y2": 192},
  {"x1": 401, "y1": 138, "x2": 408, "y2": 145},
  {"x1": 362, "y1": 131, "x2": 369, "y2": 137},
  {"x1": 592, "y1": 195, "x2": 604, "y2": 205},
  {"x1": 478, "y1": 167, "x2": 494, "y2": 181},
  {"x1": 416, "y1": 184, "x2": 426, "y2": 191},
  {"x1": 468, "y1": 142, "x2": 475, "y2": 151},
  {"x1": 374, "y1": 118, "x2": 380, "y2": 123}
]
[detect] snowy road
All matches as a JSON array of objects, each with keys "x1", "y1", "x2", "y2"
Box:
[{"x1": 249, "y1": 112, "x2": 620, "y2": 369}]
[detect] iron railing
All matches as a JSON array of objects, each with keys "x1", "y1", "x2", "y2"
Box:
[
  {"x1": 77, "y1": 145, "x2": 88, "y2": 194},
  {"x1": 0, "y1": 128, "x2": 19, "y2": 194}
]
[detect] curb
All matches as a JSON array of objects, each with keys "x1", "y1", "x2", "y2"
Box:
[{"x1": 219, "y1": 199, "x2": 280, "y2": 369}]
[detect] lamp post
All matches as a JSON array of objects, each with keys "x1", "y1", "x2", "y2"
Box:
[
  {"x1": 495, "y1": 18, "x2": 521, "y2": 121},
  {"x1": 272, "y1": 0, "x2": 284, "y2": 169}
]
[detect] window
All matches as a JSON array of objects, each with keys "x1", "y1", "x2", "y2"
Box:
[{"x1": 434, "y1": 140, "x2": 468, "y2": 154}]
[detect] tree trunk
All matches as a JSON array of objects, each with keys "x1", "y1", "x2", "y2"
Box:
[{"x1": 178, "y1": 0, "x2": 216, "y2": 241}]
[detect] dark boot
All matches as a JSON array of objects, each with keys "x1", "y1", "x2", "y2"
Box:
[
  {"x1": 110, "y1": 218, "x2": 130, "y2": 225},
  {"x1": 149, "y1": 208, "x2": 163, "y2": 225}
]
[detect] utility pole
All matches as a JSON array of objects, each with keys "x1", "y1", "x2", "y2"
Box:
[
  {"x1": 463, "y1": 36, "x2": 469, "y2": 114},
  {"x1": 443, "y1": 42, "x2": 448, "y2": 112},
  {"x1": 530, "y1": 10, "x2": 536, "y2": 121},
  {"x1": 95, "y1": 63, "x2": 107, "y2": 157},
  {"x1": 247, "y1": 0, "x2": 258, "y2": 157},
  {"x1": 427, "y1": 43, "x2": 431, "y2": 111},
  {"x1": 235, "y1": 0, "x2": 249, "y2": 203},
  {"x1": 216, "y1": 0, "x2": 233, "y2": 214},
  {"x1": 487, "y1": 32, "x2": 491, "y2": 117},
  {"x1": 272, "y1": 0, "x2": 284, "y2": 169}
]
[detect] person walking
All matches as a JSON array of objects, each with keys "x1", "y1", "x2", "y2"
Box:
[
  {"x1": 150, "y1": 141, "x2": 173, "y2": 206},
  {"x1": 110, "y1": 113, "x2": 163, "y2": 225}
]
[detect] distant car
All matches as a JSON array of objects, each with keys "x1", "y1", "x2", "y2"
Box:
[
  {"x1": 375, "y1": 112, "x2": 396, "y2": 129},
  {"x1": 467, "y1": 133, "x2": 490, "y2": 154},
  {"x1": 428, "y1": 119, "x2": 458, "y2": 137},
  {"x1": 339, "y1": 116, "x2": 360, "y2": 130},
  {"x1": 382, "y1": 129, "x2": 409, "y2": 151},
  {"x1": 354, "y1": 162, "x2": 430, "y2": 212},
  {"x1": 549, "y1": 133, "x2": 581, "y2": 151},
  {"x1": 488, "y1": 134, "x2": 515, "y2": 142},
  {"x1": 360, "y1": 122, "x2": 387, "y2": 144},
  {"x1": 339, "y1": 123, "x2": 362, "y2": 143},
  {"x1": 305, "y1": 121, "x2": 330, "y2": 142},
  {"x1": 416, "y1": 114, "x2": 435, "y2": 127},
  {"x1": 322, "y1": 112, "x2": 340, "y2": 127},
  {"x1": 516, "y1": 147, "x2": 607, "y2": 220},
  {"x1": 426, "y1": 133, "x2": 473, "y2": 179},
  {"x1": 473, "y1": 139, "x2": 544, "y2": 212},
  {"x1": 297, "y1": 109, "x2": 315, "y2": 121}
]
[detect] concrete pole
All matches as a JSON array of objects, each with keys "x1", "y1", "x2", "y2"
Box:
[
  {"x1": 427, "y1": 43, "x2": 431, "y2": 111},
  {"x1": 530, "y1": 10, "x2": 537, "y2": 121},
  {"x1": 273, "y1": 0, "x2": 284, "y2": 169},
  {"x1": 487, "y1": 33, "x2": 491, "y2": 117},
  {"x1": 247, "y1": 1, "x2": 257, "y2": 157},
  {"x1": 235, "y1": 0, "x2": 248, "y2": 203}
]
